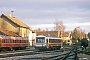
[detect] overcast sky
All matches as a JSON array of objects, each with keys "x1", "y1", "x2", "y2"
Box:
[{"x1": 0, "y1": 0, "x2": 90, "y2": 33}]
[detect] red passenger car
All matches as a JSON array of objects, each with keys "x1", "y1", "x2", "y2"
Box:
[{"x1": 0, "y1": 35, "x2": 28, "y2": 51}]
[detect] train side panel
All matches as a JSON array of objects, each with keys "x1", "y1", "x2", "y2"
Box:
[{"x1": 0, "y1": 36, "x2": 28, "y2": 51}]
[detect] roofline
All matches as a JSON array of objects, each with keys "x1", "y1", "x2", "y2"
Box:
[{"x1": 1, "y1": 14, "x2": 30, "y2": 29}]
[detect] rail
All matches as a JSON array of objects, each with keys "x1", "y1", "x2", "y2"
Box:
[
  {"x1": 0, "y1": 45, "x2": 86, "y2": 60},
  {"x1": 41, "y1": 44, "x2": 79, "y2": 60}
]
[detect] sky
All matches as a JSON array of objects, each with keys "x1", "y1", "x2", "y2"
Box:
[{"x1": 0, "y1": 0, "x2": 90, "y2": 33}]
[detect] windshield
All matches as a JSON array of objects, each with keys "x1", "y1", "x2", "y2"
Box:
[{"x1": 36, "y1": 37, "x2": 45, "y2": 43}]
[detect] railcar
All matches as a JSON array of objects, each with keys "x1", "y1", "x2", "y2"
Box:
[
  {"x1": 34, "y1": 35, "x2": 62, "y2": 50},
  {"x1": 0, "y1": 35, "x2": 28, "y2": 51}
]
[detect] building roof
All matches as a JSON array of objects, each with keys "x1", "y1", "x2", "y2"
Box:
[
  {"x1": 1, "y1": 14, "x2": 30, "y2": 29},
  {"x1": 0, "y1": 30, "x2": 18, "y2": 36},
  {"x1": 35, "y1": 31, "x2": 68, "y2": 37}
]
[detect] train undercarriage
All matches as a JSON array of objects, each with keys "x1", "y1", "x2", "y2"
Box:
[
  {"x1": 0, "y1": 46, "x2": 27, "y2": 51},
  {"x1": 35, "y1": 46, "x2": 61, "y2": 51}
]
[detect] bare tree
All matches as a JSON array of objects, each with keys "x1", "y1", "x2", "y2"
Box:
[{"x1": 54, "y1": 19, "x2": 65, "y2": 38}]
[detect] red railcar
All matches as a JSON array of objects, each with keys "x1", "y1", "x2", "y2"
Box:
[{"x1": 0, "y1": 35, "x2": 28, "y2": 51}]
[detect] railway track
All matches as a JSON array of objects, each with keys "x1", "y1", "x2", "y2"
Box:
[
  {"x1": 18, "y1": 45, "x2": 81, "y2": 60},
  {"x1": 41, "y1": 45, "x2": 78, "y2": 60},
  {"x1": 0, "y1": 46, "x2": 71, "y2": 60},
  {"x1": 0, "y1": 45, "x2": 86, "y2": 60}
]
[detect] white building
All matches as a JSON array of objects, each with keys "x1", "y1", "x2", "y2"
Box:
[{"x1": 28, "y1": 31, "x2": 36, "y2": 46}]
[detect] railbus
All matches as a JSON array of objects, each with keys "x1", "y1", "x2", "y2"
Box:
[{"x1": 34, "y1": 35, "x2": 62, "y2": 50}]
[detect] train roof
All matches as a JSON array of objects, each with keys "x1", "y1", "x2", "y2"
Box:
[
  {"x1": 36, "y1": 35, "x2": 46, "y2": 37},
  {"x1": 46, "y1": 36, "x2": 62, "y2": 39},
  {"x1": 46, "y1": 36, "x2": 60, "y2": 38},
  {"x1": 36, "y1": 35, "x2": 61, "y2": 39}
]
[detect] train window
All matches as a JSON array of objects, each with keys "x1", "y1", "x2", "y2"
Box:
[
  {"x1": 36, "y1": 37, "x2": 45, "y2": 43},
  {"x1": 19, "y1": 40, "x2": 20, "y2": 43},
  {"x1": 49, "y1": 39, "x2": 61, "y2": 43},
  {"x1": 8, "y1": 40, "x2": 10, "y2": 43},
  {"x1": 9, "y1": 40, "x2": 10, "y2": 43},
  {"x1": 6, "y1": 40, "x2": 8, "y2": 43},
  {"x1": 13, "y1": 40, "x2": 15, "y2": 43},
  {"x1": 2, "y1": 39, "x2": 4, "y2": 43},
  {"x1": 2, "y1": 39, "x2": 5, "y2": 43},
  {"x1": 5, "y1": 40, "x2": 6, "y2": 43},
  {"x1": 26, "y1": 40, "x2": 27, "y2": 43},
  {"x1": 14, "y1": 40, "x2": 16, "y2": 43},
  {"x1": 20, "y1": 40, "x2": 21, "y2": 43},
  {"x1": 23, "y1": 40, "x2": 25, "y2": 43},
  {"x1": 7, "y1": 40, "x2": 9, "y2": 43},
  {"x1": 24, "y1": 40, "x2": 25, "y2": 43},
  {"x1": 13, "y1": 40, "x2": 14, "y2": 43},
  {"x1": 22, "y1": 40, "x2": 24, "y2": 43},
  {"x1": 4, "y1": 40, "x2": 6, "y2": 43},
  {"x1": 23, "y1": 40, "x2": 24, "y2": 43},
  {"x1": 25, "y1": 40, "x2": 27, "y2": 43},
  {"x1": 17, "y1": 40, "x2": 19, "y2": 43},
  {"x1": 19, "y1": 40, "x2": 21, "y2": 43},
  {"x1": 26, "y1": 40, "x2": 28, "y2": 43},
  {"x1": 10, "y1": 40, "x2": 11, "y2": 43},
  {"x1": 24, "y1": 40, "x2": 26, "y2": 43},
  {"x1": 18, "y1": 40, "x2": 19, "y2": 43},
  {"x1": 16, "y1": 40, "x2": 18, "y2": 43}
]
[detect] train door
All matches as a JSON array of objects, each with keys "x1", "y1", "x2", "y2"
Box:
[
  {"x1": 61, "y1": 39, "x2": 63, "y2": 48},
  {"x1": 46, "y1": 38, "x2": 49, "y2": 48}
]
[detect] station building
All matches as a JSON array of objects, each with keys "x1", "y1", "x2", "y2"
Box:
[{"x1": 0, "y1": 14, "x2": 35, "y2": 46}]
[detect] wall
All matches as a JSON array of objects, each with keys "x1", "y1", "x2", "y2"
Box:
[
  {"x1": 0, "y1": 17, "x2": 18, "y2": 33},
  {"x1": 19, "y1": 27, "x2": 30, "y2": 37},
  {"x1": 0, "y1": 16, "x2": 30, "y2": 38},
  {"x1": 28, "y1": 31, "x2": 36, "y2": 46}
]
